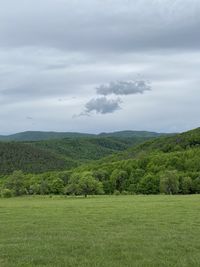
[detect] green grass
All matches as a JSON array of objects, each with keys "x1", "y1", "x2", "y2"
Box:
[{"x1": 0, "y1": 195, "x2": 200, "y2": 267}]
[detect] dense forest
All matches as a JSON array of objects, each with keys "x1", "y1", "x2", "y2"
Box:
[
  {"x1": 0, "y1": 128, "x2": 199, "y2": 197},
  {"x1": 0, "y1": 132, "x2": 164, "y2": 174}
]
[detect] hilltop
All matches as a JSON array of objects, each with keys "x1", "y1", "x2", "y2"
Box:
[{"x1": 0, "y1": 130, "x2": 167, "y2": 142}]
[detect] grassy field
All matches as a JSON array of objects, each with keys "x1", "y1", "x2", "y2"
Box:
[{"x1": 0, "y1": 195, "x2": 200, "y2": 267}]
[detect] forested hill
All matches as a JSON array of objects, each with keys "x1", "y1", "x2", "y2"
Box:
[
  {"x1": 71, "y1": 127, "x2": 200, "y2": 194},
  {"x1": 25, "y1": 136, "x2": 157, "y2": 162},
  {"x1": 0, "y1": 130, "x2": 167, "y2": 141},
  {"x1": 0, "y1": 133, "x2": 162, "y2": 175},
  {"x1": 77, "y1": 127, "x2": 200, "y2": 177},
  {"x1": 98, "y1": 127, "x2": 200, "y2": 163},
  {"x1": 0, "y1": 142, "x2": 76, "y2": 175},
  {"x1": 0, "y1": 127, "x2": 199, "y2": 195}
]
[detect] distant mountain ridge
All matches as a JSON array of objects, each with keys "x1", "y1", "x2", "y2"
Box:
[
  {"x1": 99, "y1": 130, "x2": 168, "y2": 138},
  {"x1": 0, "y1": 131, "x2": 94, "y2": 141},
  {"x1": 88, "y1": 127, "x2": 200, "y2": 165},
  {"x1": 0, "y1": 130, "x2": 169, "y2": 142},
  {"x1": 0, "y1": 128, "x2": 198, "y2": 176},
  {"x1": 0, "y1": 130, "x2": 170, "y2": 175}
]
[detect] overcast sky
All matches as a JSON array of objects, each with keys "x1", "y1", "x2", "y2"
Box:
[{"x1": 0, "y1": 0, "x2": 200, "y2": 134}]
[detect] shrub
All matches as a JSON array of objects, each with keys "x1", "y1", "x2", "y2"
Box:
[
  {"x1": 114, "y1": 190, "x2": 120, "y2": 195},
  {"x1": 1, "y1": 189, "x2": 12, "y2": 198},
  {"x1": 121, "y1": 190, "x2": 129, "y2": 195}
]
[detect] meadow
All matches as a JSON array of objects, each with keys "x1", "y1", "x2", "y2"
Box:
[{"x1": 0, "y1": 195, "x2": 200, "y2": 267}]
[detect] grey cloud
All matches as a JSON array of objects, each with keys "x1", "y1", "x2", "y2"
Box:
[
  {"x1": 96, "y1": 80, "x2": 151, "y2": 96},
  {"x1": 85, "y1": 97, "x2": 122, "y2": 114},
  {"x1": 79, "y1": 78, "x2": 150, "y2": 117},
  {"x1": 0, "y1": 0, "x2": 200, "y2": 133},
  {"x1": 0, "y1": 0, "x2": 200, "y2": 53}
]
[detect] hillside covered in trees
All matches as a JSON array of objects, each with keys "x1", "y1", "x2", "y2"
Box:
[
  {"x1": 75, "y1": 127, "x2": 200, "y2": 194},
  {"x1": 0, "y1": 132, "x2": 162, "y2": 175},
  {"x1": 0, "y1": 128, "x2": 199, "y2": 197},
  {"x1": 0, "y1": 142, "x2": 76, "y2": 175}
]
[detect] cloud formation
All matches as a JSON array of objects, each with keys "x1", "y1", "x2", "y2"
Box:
[
  {"x1": 85, "y1": 97, "x2": 122, "y2": 115},
  {"x1": 77, "y1": 78, "x2": 151, "y2": 117},
  {"x1": 96, "y1": 80, "x2": 151, "y2": 96}
]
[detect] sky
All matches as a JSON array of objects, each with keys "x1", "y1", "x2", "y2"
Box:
[{"x1": 0, "y1": 0, "x2": 200, "y2": 134}]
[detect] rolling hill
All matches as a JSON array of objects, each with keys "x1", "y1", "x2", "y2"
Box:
[
  {"x1": 0, "y1": 127, "x2": 199, "y2": 195},
  {"x1": 99, "y1": 127, "x2": 200, "y2": 162},
  {"x1": 0, "y1": 131, "x2": 94, "y2": 141},
  {"x1": 77, "y1": 127, "x2": 200, "y2": 176},
  {"x1": 0, "y1": 142, "x2": 77, "y2": 175},
  {"x1": 0, "y1": 131, "x2": 167, "y2": 175},
  {"x1": 25, "y1": 136, "x2": 159, "y2": 162}
]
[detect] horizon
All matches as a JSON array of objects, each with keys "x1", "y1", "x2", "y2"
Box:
[{"x1": 1, "y1": 127, "x2": 189, "y2": 136}]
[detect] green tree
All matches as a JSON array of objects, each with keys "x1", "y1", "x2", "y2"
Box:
[
  {"x1": 66, "y1": 172, "x2": 104, "y2": 197},
  {"x1": 40, "y1": 179, "x2": 49, "y2": 195},
  {"x1": 110, "y1": 170, "x2": 128, "y2": 193},
  {"x1": 181, "y1": 177, "x2": 192, "y2": 194},
  {"x1": 5, "y1": 170, "x2": 26, "y2": 196},
  {"x1": 49, "y1": 178, "x2": 64, "y2": 194},
  {"x1": 192, "y1": 177, "x2": 200, "y2": 194},
  {"x1": 93, "y1": 169, "x2": 109, "y2": 182},
  {"x1": 138, "y1": 174, "x2": 160, "y2": 194},
  {"x1": 160, "y1": 171, "x2": 179, "y2": 194},
  {"x1": 58, "y1": 171, "x2": 72, "y2": 185},
  {"x1": 128, "y1": 168, "x2": 145, "y2": 194},
  {"x1": 29, "y1": 183, "x2": 40, "y2": 195}
]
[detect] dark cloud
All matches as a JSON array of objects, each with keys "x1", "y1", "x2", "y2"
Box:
[
  {"x1": 85, "y1": 97, "x2": 122, "y2": 114},
  {"x1": 96, "y1": 80, "x2": 151, "y2": 96}
]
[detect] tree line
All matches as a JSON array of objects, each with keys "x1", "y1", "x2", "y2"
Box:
[{"x1": 1, "y1": 149, "x2": 200, "y2": 197}]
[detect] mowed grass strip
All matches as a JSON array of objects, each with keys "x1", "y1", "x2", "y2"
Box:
[{"x1": 0, "y1": 195, "x2": 200, "y2": 267}]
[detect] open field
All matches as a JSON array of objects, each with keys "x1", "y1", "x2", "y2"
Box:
[{"x1": 0, "y1": 195, "x2": 200, "y2": 267}]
